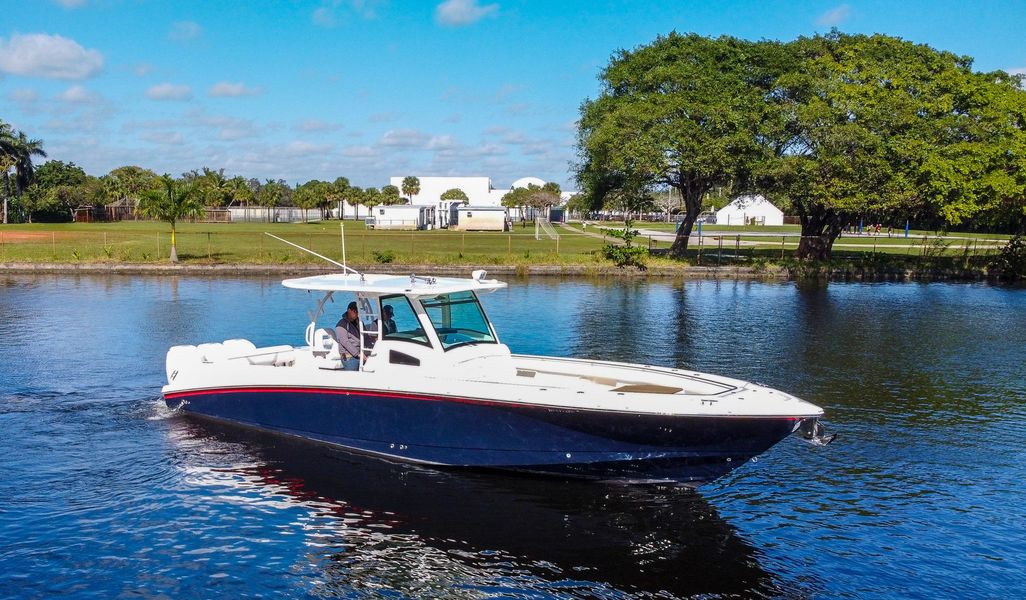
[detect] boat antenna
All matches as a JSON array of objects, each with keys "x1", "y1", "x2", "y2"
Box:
[
  {"x1": 340, "y1": 221, "x2": 347, "y2": 270},
  {"x1": 264, "y1": 232, "x2": 360, "y2": 275}
]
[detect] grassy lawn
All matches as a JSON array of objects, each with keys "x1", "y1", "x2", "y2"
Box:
[
  {"x1": 0, "y1": 220, "x2": 1010, "y2": 268},
  {"x1": 572, "y1": 220, "x2": 1010, "y2": 258},
  {"x1": 0, "y1": 221, "x2": 609, "y2": 265}
]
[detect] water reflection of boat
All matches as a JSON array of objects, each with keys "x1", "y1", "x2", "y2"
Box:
[
  {"x1": 168, "y1": 416, "x2": 779, "y2": 598},
  {"x1": 162, "y1": 270, "x2": 830, "y2": 485}
]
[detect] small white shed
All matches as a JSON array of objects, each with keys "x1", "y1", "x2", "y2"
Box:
[
  {"x1": 715, "y1": 195, "x2": 784, "y2": 226},
  {"x1": 367, "y1": 205, "x2": 435, "y2": 230},
  {"x1": 450, "y1": 206, "x2": 508, "y2": 231}
]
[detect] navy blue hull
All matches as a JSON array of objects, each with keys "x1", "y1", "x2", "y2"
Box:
[{"x1": 165, "y1": 386, "x2": 800, "y2": 484}]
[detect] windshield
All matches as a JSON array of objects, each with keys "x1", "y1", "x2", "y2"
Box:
[
  {"x1": 379, "y1": 294, "x2": 431, "y2": 347},
  {"x1": 421, "y1": 291, "x2": 497, "y2": 350}
]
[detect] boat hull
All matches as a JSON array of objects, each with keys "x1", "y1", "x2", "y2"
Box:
[{"x1": 165, "y1": 386, "x2": 803, "y2": 485}]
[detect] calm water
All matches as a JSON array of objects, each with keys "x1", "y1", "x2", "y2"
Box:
[{"x1": 1, "y1": 274, "x2": 1024, "y2": 599}]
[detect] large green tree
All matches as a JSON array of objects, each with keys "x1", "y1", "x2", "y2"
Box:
[
  {"x1": 577, "y1": 33, "x2": 775, "y2": 257},
  {"x1": 100, "y1": 165, "x2": 158, "y2": 218},
  {"x1": 22, "y1": 160, "x2": 97, "y2": 222},
  {"x1": 757, "y1": 32, "x2": 1026, "y2": 259},
  {"x1": 139, "y1": 175, "x2": 203, "y2": 263}
]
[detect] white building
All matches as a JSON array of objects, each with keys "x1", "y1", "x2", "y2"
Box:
[
  {"x1": 450, "y1": 205, "x2": 508, "y2": 231},
  {"x1": 366, "y1": 205, "x2": 435, "y2": 230},
  {"x1": 336, "y1": 176, "x2": 574, "y2": 227},
  {"x1": 715, "y1": 195, "x2": 784, "y2": 226}
]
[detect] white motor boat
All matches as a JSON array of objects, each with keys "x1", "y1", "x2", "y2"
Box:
[{"x1": 162, "y1": 269, "x2": 831, "y2": 485}]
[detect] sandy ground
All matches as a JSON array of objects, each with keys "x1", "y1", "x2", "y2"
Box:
[{"x1": 0, "y1": 231, "x2": 75, "y2": 243}]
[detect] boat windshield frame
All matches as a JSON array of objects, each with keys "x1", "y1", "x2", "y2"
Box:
[{"x1": 419, "y1": 290, "x2": 499, "y2": 351}]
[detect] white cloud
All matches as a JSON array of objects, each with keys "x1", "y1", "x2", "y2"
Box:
[
  {"x1": 816, "y1": 4, "x2": 851, "y2": 27},
  {"x1": 208, "y1": 81, "x2": 262, "y2": 97},
  {"x1": 493, "y1": 83, "x2": 522, "y2": 101},
  {"x1": 1008, "y1": 67, "x2": 1026, "y2": 76},
  {"x1": 284, "y1": 141, "x2": 334, "y2": 156},
  {"x1": 133, "y1": 63, "x2": 154, "y2": 77},
  {"x1": 146, "y1": 83, "x2": 193, "y2": 101},
  {"x1": 8, "y1": 88, "x2": 39, "y2": 103},
  {"x1": 313, "y1": 1, "x2": 383, "y2": 27},
  {"x1": 183, "y1": 108, "x2": 261, "y2": 140},
  {"x1": 351, "y1": 0, "x2": 384, "y2": 18},
  {"x1": 169, "y1": 21, "x2": 202, "y2": 42},
  {"x1": 312, "y1": 7, "x2": 338, "y2": 27},
  {"x1": 427, "y1": 135, "x2": 460, "y2": 151},
  {"x1": 141, "y1": 131, "x2": 184, "y2": 145},
  {"x1": 218, "y1": 127, "x2": 255, "y2": 141},
  {"x1": 369, "y1": 112, "x2": 397, "y2": 123},
  {"x1": 435, "y1": 0, "x2": 499, "y2": 26},
  {"x1": 295, "y1": 119, "x2": 344, "y2": 133},
  {"x1": 381, "y1": 129, "x2": 430, "y2": 148},
  {"x1": 57, "y1": 85, "x2": 97, "y2": 103},
  {"x1": 0, "y1": 33, "x2": 103, "y2": 79}
]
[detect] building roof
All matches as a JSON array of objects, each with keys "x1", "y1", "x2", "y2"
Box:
[
  {"x1": 511, "y1": 176, "x2": 546, "y2": 189},
  {"x1": 457, "y1": 205, "x2": 507, "y2": 211},
  {"x1": 716, "y1": 194, "x2": 783, "y2": 215}
]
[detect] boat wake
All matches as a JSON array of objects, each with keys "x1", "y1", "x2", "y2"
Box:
[{"x1": 146, "y1": 394, "x2": 185, "y2": 420}]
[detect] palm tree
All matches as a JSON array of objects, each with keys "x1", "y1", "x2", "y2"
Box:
[
  {"x1": 139, "y1": 174, "x2": 203, "y2": 263},
  {"x1": 198, "y1": 167, "x2": 229, "y2": 206},
  {"x1": 401, "y1": 176, "x2": 420, "y2": 203},
  {"x1": 225, "y1": 176, "x2": 253, "y2": 207},
  {"x1": 0, "y1": 121, "x2": 47, "y2": 224}
]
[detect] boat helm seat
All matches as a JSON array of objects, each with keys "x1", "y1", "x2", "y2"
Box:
[{"x1": 312, "y1": 327, "x2": 342, "y2": 361}]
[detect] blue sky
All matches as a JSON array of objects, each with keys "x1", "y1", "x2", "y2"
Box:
[{"x1": 2, "y1": 0, "x2": 1024, "y2": 190}]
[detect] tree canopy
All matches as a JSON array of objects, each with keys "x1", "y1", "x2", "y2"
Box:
[
  {"x1": 401, "y1": 176, "x2": 420, "y2": 201},
  {"x1": 578, "y1": 33, "x2": 774, "y2": 257},
  {"x1": 577, "y1": 31, "x2": 1026, "y2": 259},
  {"x1": 440, "y1": 188, "x2": 469, "y2": 203},
  {"x1": 138, "y1": 175, "x2": 203, "y2": 263},
  {"x1": 23, "y1": 160, "x2": 99, "y2": 222},
  {"x1": 1, "y1": 120, "x2": 47, "y2": 223}
]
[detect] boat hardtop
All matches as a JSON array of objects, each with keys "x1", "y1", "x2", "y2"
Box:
[{"x1": 282, "y1": 270, "x2": 507, "y2": 296}]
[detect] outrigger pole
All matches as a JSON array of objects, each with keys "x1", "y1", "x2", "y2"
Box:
[{"x1": 264, "y1": 232, "x2": 361, "y2": 275}]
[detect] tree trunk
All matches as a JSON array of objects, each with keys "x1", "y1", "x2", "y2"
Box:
[
  {"x1": 795, "y1": 206, "x2": 843, "y2": 261},
  {"x1": 170, "y1": 225, "x2": 178, "y2": 263},
  {"x1": 669, "y1": 187, "x2": 703, "y2": 259}
]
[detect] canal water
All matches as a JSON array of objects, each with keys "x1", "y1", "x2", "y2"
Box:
[{"x1": 1, "y1": 274, "x2": 1024, "y2": 598}]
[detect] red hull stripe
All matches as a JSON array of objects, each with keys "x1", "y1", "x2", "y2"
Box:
[
  {"x1": 162, "y1": 386, "x2": 800, "y2": 420},
  {"x1": 164, "y1": 386, "x2": 507, "y2": 407}
]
